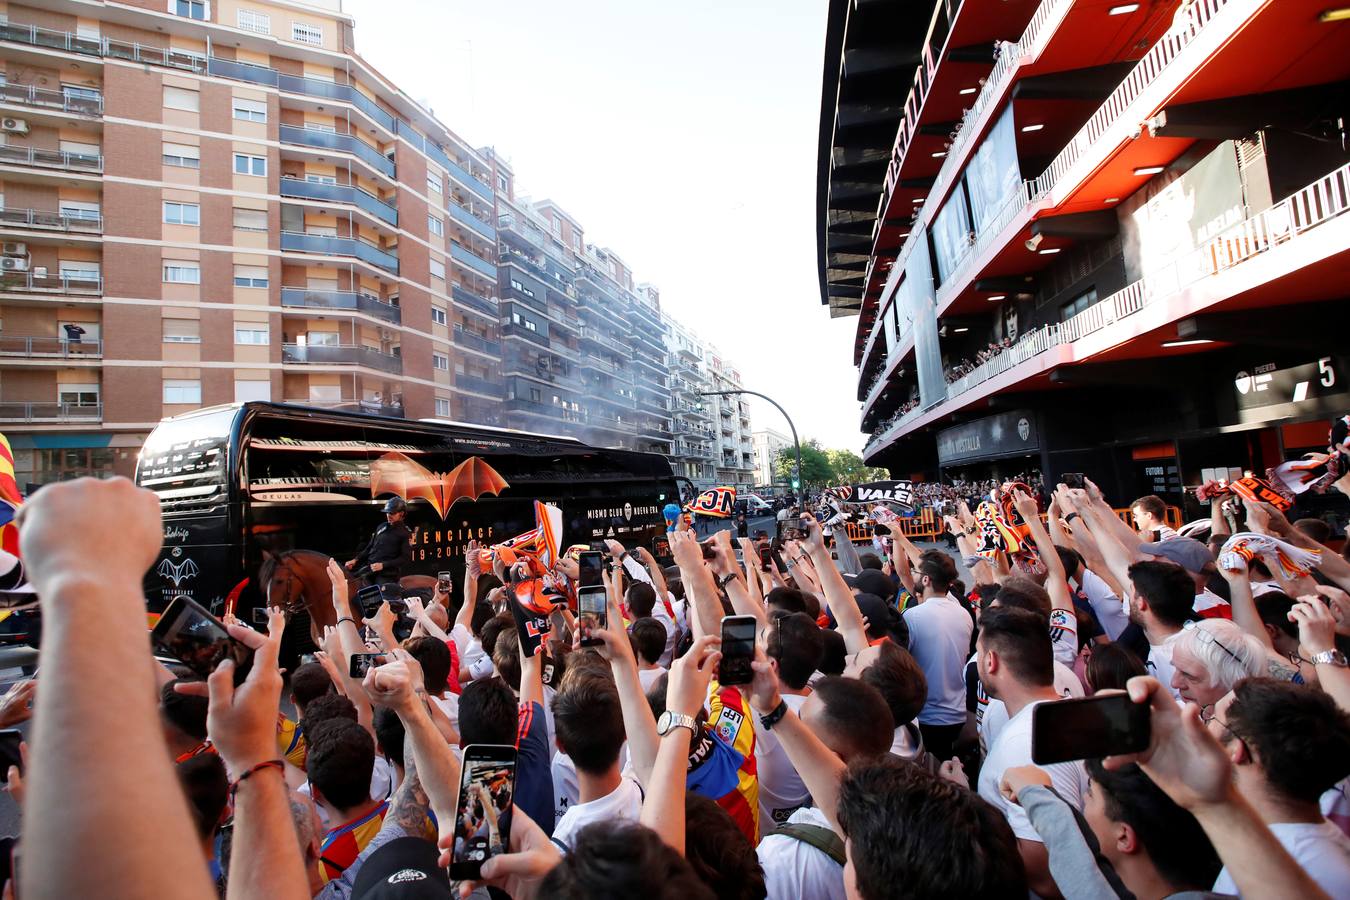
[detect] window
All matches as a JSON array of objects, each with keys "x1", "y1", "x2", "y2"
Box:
[
  {"x1": 510, "y1": 278, "x2": 535, "y2": 298},
  {"x1": 163, "y1": 142, "x2": 200, "y2": 168},
  {"x1": 304, "y1": 173, "x2": 337, "y2": 185},
  {"x1": 552, "y1": 218, "x2": 562, "y2": 236},
  {"x1": 303, "y1": 122, "x2": 337, "y2": 134},
  {"x1": 429, "y1": 259, "x2": 446, "y2": 280},
  {"x1": 1060, "y1": 288, "x2": 1099, "y2": 321},
  {"x1": 307, "y1": 331, "x2": 338, "y2": 346},
  {"x1": 63, "y1": 85, "x2": 101, "y2": 105},
  {"x1": 572, "y1": 234, "x2": 581, "y2": 251},
  {"x1": 233, "y1": 265, "x2": 269, "y2": 288},
  {"x1": 428, "y1": 215, "x2": 444, "y2": 237},
  {"x1": 234, "y1": 326, "x2": 269, "y2": 345},
  {"x1": 162, "y1": 319, "x2": 201, "y2": 343},
  {"x1": 233, "y1": 208, "x2": 267, "y2": 232},
  {"x1": 163, "y1": 86, "x2": 200, "y2": 112},
  {"x1": 163, "y1": 379, "x2": 202, "y2": 404},
  {"x1": 163, "y1": 262, "x2": 200, "y2": 284},
  {"x1": 232, "y1": 97, "x2": 267, "y2": 123},
  {"x1": 162, "y1": 201, "x2": 200, "y2": 226},
  {"x1": 529, "y1": 388, "x2": 542, "y2": 403},
  {"x1": 237, "y1": 8, "x2": 270, "y2": 33},
  {"x1": 174, "y1": 0, "x2": 207, "y2": 21},
  {"x1": 435, "y1": 397, "x2": 451, "y2": 417},
  {"x1": 432, "y1": 353, "x2": 449, "y2": 371},
  {"x1": 58, "y1": 384, "x2": 100, "y2": 408},
  {"x1": 233, "y1": 154, "x2": 266, "y2": 176},
  {"x1": 292, "y1": 22, "x2": 322, "y2": 44},
  {"x1": 59, "y1": 201, "x2": 100, "y2": 221},
  {"x1": 431, "y1": 307, "x2": 447, "y2": 326},
  {"x1": 234, "y1": 380, "x2": 270, "y2": 402},
  {"x1": 497, "y1": 174, "x2": 509, "y2": 192},
  {"x1": 60, "y1": 261, "x2": 100, "y2": 282},
  {"x1": 427, "y1": 173, "x2": 442, "y2": 195}
]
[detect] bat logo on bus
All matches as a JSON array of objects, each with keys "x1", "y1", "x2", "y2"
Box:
[{"x1": 157, "y1": 557, "x2": 200, "y2": 587}]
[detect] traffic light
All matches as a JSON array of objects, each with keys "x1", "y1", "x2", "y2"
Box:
[{"x1": 791, "y1": 478, "x2": 800, "y2": 490}]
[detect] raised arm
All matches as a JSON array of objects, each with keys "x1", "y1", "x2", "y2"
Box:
[
  {"x1": 1073, "y1": 490, "x2": 1138, "y2": 595},
  {"x1": 594, "y1": 567, "x2": 658, "y2": 788},
  {"x1": 671, "y1": 529, "x2": 723, "y2": 641},
  {"x1": 633, "y1": 546, "x2": 670, "y2": 603},
  {"x1": 1013, "y1": 489, "x2": 1071, "y2": 616},
  {"x1": 1291, "y1": 596, "x2": 1350, "y2": 713},
  {"x1": 1219, "y1": 555, "x2": 1273, "y2": 651},
  {"x1": 800, "y1": 513, "x2": 868, "y2": 653},
  {"x1": 456, "y1": 540, "x2": 483, "y2": 633}
]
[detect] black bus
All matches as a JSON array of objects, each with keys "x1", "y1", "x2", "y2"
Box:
[{"x1": 135, "y1": 402, "x2": 680, "y2": 617}]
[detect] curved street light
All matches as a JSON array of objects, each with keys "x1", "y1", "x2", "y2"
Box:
[{"x1": 698, "y1": 389, "x2": 803, "y2": 498}]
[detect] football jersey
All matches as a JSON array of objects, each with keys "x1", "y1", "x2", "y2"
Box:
[{"x1": 686, "y1": 682, "x2": 759, "y2": 843}]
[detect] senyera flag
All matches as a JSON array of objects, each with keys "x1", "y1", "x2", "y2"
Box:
[
  {"x1": 687, "y1": 486, "x2": 736, "y2": 518},
  {"x1": 0, "y1": 432, "x2": 21, "y2": 557}
]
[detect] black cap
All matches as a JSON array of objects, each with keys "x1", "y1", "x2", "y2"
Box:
[
  {"x1": 842, "y1": 569, "x2": 896, "y2": 601},
  {"x1": 351, "y1": 837, "x2": 454, "y2": 900},
  {"x1": 383, "y1": 496, "x2": 408, "y2": 514}
]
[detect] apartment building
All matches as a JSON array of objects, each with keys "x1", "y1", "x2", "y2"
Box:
[
  {"x1": 0, "y1": 0, "x2": 749, "y2": 492},
  {"x1": 752, "y1": 427, "x2": 790, "y2": 489},
  {"x1": 664, "y1": 314, "x2": 756, "y2": 491},
  {"x1": 819, "y1": 0, "x2": 1350, "y2": 514}
]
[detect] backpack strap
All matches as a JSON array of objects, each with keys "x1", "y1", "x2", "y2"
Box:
[{"x1": 769, "y1": 823, "x2": 847, "y2": 866}]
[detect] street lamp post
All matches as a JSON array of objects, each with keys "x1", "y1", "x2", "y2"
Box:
[{"x1": 698, "y1": 389, "x2": 803, "y2": 499}]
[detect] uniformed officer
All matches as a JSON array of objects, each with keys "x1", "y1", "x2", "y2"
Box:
[{"x1": 345, "y1": 496, "x2": 412, "y2": 586}]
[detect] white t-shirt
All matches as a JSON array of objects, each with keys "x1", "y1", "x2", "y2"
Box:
[
  {"x1": 637, "y1": 666, "x2": 666, "y2": 692},
  {"x1": 890, "y1": 721, "x2": 923, "y2": 761},
  {"x1": 977, "y1": 700, "x2": 1089, "y2": 842},
  {"x1": 450, "y1": 623, "x2": 495, "y2": 681},
  {"x1": 1213, "y1": 819, "x2": 1350, "y2": 896},
  {"x1": 300, "y1": 755, "x2": 397, "y2": 829},
  {"x1": 552, "y1": 745, "x2": 630, "y2": 828},
  {"x1": 754, "y1": 692, "x2": 812, "y2": 835},
  {"x1": 1147, "y1": 631, "x2": 1182, "y2": 700},
  {"x1": 551, "y1": 775, "x2": 644, "y2": 848},
  {"x1": 430, "y1": 692, "x2": 459, "y2": 736},
  {"x1": 1078, "y1": 568, "x2": 1128, "y2": 640},
  {"x1": 756, "y1": 806, "x2": 846, "y2": 900},
  {"x1": 1250, "y1": 580, "x2": 1282, "y2": 597},
  {"x1": 1194, "y1": 588, "x2": 1231, "y2": 619},
  {"x1": 904, "y1": 594, "x2": 974, "y2": 726},
  {"x1": 978, "y1": 661, "x2": 1085, "y2": 754}
]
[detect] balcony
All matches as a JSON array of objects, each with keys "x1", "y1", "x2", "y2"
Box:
[
  {"x1": 0, "y1": 207, "x2": 102, "y2": 234},
  {"x1": 578, "y1": 327, "x2": 627, "y2": 354},
  {"x1": 281, "y1": 343, "x2": 402, "y2": 374},
  {"x1": 280, "y1": 231, "x2": 399, "y2": 276},
  {"x1": 450, "y1": 243, "x2": 497, "y2": 280},
  {"x1": 452, "y1": 285, "x2": 497, "y2": 318},
  {"x1": 280, "y1": 287, "x2": 401, "y2": 325},
  {"x1": 452, "y1": 327, "x2": 501, "y2": 356},
  {"x1": 280, "y1": 177, "x2": 398, "y2": 227},
  {"x1": 0, "y1": 335, "x2": 102, "y2": 359},
  {"x1": 282, "y1": 398, "x2": 406, "y2": 418},
  {"x1": 505, "y1": 397, "x2": 584, "y2": 423},
  {"x1": 0, "y1": 22, "x2": 104, "y2": 57},
  {"x1": 0, "y1": 145, "x2": 102, "y2": 174},
  {"x1": 0, "y1": 271, "x2": 102, "y2": 296},
  {"x1": 454, "y1": 373, "x2": 503, "y2": 398},
  {"x1": 579, "y1": 354, "x2": 620, "y2": 376},
  {"x1": 273, "y1": 71, "x2": 398, "y2": 134},
  {"x1": 279, "y1": 125, "x2": 395, "y2": 179},
  {"x1": 446, "y1": 202, "x2": 496, "y2": 241},
  {"x1": 0, "y1": 83, "x2": 101, "y2": 117},
  {"x1": 0, "y1": 400, "x2": 101, "y2": 423},
  {"x1": 502, "y1": 323, "x2": 551, "y2": 348}
]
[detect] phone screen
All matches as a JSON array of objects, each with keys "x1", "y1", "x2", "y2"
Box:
[
  {"x1": 758, "y1": 546, "x2": 773, "y2": 570},
  {"x1": 0, "y1": 730, "x2": 21, "y2": 785},
  {"x1": 437, "y1": 571, "x2": 453, "y2": 591},
  {"x1": 252, "y1": 606, "x2": 269, "y2": 625},
  {"x1": 653, "y1": 538, "x2": 671, "y2": 558},
  {"x1": 1060, "y1": 473, "x2": 1085, "y2": 490},
  {"x1": 151, "y1": 596, "x2": 252, "y2": 681},
  {"x1": 719, "y1": 615, "x2": 757, "y2": 686},
  {"x1": 1031, "y1": 694, "x2": 1151, "y2": 765},
  {"x1": 451, "y1": 745, "x2": 518, "y2": 880},
  {"x1": 578, "y1": 551, "x2": 604, "y2": 590},
  {"x1": 349, "y1": 653, "x2": 382, "y2": 679},
  {"x1": 577, "y1": 588, "x2": 607, "y2": 646}
]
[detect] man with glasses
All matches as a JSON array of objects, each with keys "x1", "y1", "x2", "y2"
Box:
[
  {"x1": 1206, "y1": 678, "x2": 1350, "y2": 896},
  {"x1": 1170, "y1": 619, "x2": 1265, "y2": 711}
]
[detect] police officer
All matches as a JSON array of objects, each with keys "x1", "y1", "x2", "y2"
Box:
[{"x1": 345, "y1": 496, "x2": 412, "y2": 586}]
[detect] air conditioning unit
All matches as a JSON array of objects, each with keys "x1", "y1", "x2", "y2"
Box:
[
  {"x1": 1, "y1": 257, "x2": 29, "y2": 272},
  {"x1": 1, "y1": 243, "x2": 26, "y2": 256},
  {"x1": 1, "y1": 118, "x2": 28, "y2": 135}
]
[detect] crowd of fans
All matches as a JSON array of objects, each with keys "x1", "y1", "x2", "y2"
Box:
[
  {"x1": 4, "y1": 469, "x2": 1350, "y2": 899},
  {"x1": 945, "y1": 338, "x2": 1014, "y2": 384}
]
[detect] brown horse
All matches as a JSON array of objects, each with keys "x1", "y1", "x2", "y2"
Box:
[{"x1": 257, "y1": 549, "x2": 438, "y2": 648}]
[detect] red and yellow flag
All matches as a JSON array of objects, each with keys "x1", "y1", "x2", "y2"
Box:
[{"x1": 0, "y1": 434, "x2": 22, "y2": 556}]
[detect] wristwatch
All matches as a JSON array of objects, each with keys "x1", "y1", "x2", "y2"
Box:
[
  {"x1": 1312, "y1": 649, "x2": 1349, "y2": 668},
  {"x1": 657, "y1": 710, "x2": 697, "y2": 736},
  {"x1": 759, "y1": 698, "x2": 788, "y2": 731}
]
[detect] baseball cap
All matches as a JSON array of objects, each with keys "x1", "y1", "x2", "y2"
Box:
[
  {"x1": 1137, "y1": 536, "x2": 1213, "y2": 575},
  {"x1": 852, "y1": 592, "x2": 908, "y2": 645},
  {"x1": 351, "y1": 837, "x2": 453, "y2": 900},
  {"x1": 842, "y1": 569, "x2": 896, "y2": 601}
]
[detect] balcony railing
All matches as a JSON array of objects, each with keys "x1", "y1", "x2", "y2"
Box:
[
  {"x1": 281, "y1": 343, "x2": 402, "y2": 374},
  {"x1": 0, "y1": 271, "x2": 102, "y2": 295},
  {"x1": 0, "y1": 207, "x2": 102, "y2": 233},
  {"x1": 0, "y1": 335, "x2": 103, "y2": 358},
  {"x1": 281, "y1": 398, "x2": 406, "y2": 418},
  {"x1": 0, "y1": 83, "x2": 102, "y2": 117},
  {"x1": 275, "y1": 71, "x2": 397, "y2": 134},
  {"x1": 452, "y1": 327, "x2": 501, "y2": 356},
  {"x1": 0, "y1": 145, "x2": 102, "y2": 174},
  {"x1": 439, "y1": 154, "x2": 493, "y2": 203},
  {"x1": 0, "y1": 22, "x2": 104, "y2": 57},
  {"x1": 280, "y1": 177, "x2": 398, "y2": 227},
  {"x1": 580, "y1": 354, "x2": 620, "y2": 375},
  {"x1": 280, "y1": 231, "x2": 399, "y2": 275},
  {"x1": 502, "y1": 323, "x2": 551, "y2": 348},
  {"x1": 446, "y1": 202, "x2": 496, "y2": 241},
  {"x1": 280, "y1": 287, "x2": 401, "y2": 324},
  {"x1": 0, "y1": 400, "x2": 102, "y2": 422},
  {"x1": 452, "y1": 285, "x2": 497, "y2": 318},
  {"x1": 454, "y1": 373, "x2": 502, "y2": 397},
  {"x1": 450, "y1": 242, "x2": 497, "y2": 280},
  {"x1": 279, "y1": 125, "x2": 395, "y2": 179},
  {"x1": 578, "y1": 327, "x2": 627, "y2": 354}
]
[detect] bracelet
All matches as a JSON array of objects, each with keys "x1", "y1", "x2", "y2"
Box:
[
  {"x1": 759, "y1": 698, "x2": 789, "y2": 731},
  {"x1": 336, "y1": 616, "x2": 356, "y2": 627},
  {"x1": 229, "y1": 759, "x2": 284, "y2": 796},
  {"x1": 1065, "y1": 513, "x2": 1081, "y2": 524}
]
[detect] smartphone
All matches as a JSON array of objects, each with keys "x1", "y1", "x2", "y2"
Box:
[
  {"x1": 437, "y1": 571, "x2": 453, "y2": 592},
  {"x1": 719, "y1": 614, "x2": 758, "y2": 686},
  {"x1": 758, "y1": 546, "x2": 773, "y2": 571},
  {"x1": 653, "y1": 537, "x2": 672, "y2": 558},
  {"x1": 577, "y1": 588, "x2": 607, "y2": 647},
  {"x1": 577, "y1": 551, "x2": 604, "y2": 590},
  {"x1": 1031, "y1": 694, "x2": 1151, "y2": 765},
  {"x1": 151, "y1": 595, "x2": 253, "y2": 683},
  {"x1": 0, "y1": 730, "x2": 21, "y2": 785},
  {"x1": 733, "y1": 547, "x2": 744, "y2": 566},
  {"x1": 700, "y1": 540, "x2": 718, "y2": 561},
  {"x1": 450, "y1": 744, "x2": 518, "y2": 881},
  {"x1": 1061, "y1": 473, "x2": 1086, "y2": 490},
  {"x1": 349, "y1": 653, "x2": 382, "y2": 679}
]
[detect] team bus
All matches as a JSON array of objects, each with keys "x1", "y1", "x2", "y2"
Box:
[{"x1": 134, "y1": 402, "x2": 681, "y2": 617}]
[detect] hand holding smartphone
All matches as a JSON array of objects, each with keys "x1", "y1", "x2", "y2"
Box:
[
  {"x1": 450, "y1": 745, "x2": 517, "y2": 880},
  {"x1": 348, "y1": 653, "x2": 382, "y2": 679},
  {"x1": 576, "y1": 550, "x2": 606, "y2": 646},
  {"x1": 1031, "y1": 693, "x2": 1151, "y2": 765},
  {"x1": 151, "y1": 595, "x2": 253, "y2": 684},
  {"x1": 718, "y1": 614, "x2": 757, "y2": 686}
]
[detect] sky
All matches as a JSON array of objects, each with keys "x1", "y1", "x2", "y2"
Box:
[{"x1": 342, "y1": 0, "x2": 867, "y2": 451}]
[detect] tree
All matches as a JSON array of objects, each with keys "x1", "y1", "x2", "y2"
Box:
[
  {"x1": 826, "y1": 449, "x2": 889, "y2": 485},
  {"x1": 774, "y1": 440, "x2": 832, "y2": 490}
]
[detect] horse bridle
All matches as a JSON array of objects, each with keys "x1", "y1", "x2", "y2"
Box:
[{"x1": 265, "y1": 552, "x2": 309, "y2": 619}]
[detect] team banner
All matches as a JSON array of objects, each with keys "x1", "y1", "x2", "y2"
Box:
[
  {"x1": 816, "y1": 480, "x2": 916, "y2": 527},
  {"x1": 688, "y1": 486, "x2": 736, "y2": 518}
]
